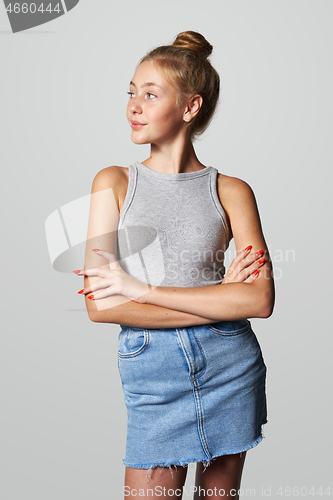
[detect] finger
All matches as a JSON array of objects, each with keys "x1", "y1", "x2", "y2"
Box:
[
  {"x1": 229, "y1": 245, "x2": 256, "y2": 273},
  {"x1": 246, "y1": 254, "x2": 266, "y2": 272},
  {"x1": 93, "y1": 249, "x2": 116, "y2": 261},
  {"x1": 242, "y1": 249, "x2": 265, "y2": 266},
  {"x1": 231, "y1": 245, "x2": 253, "y2": 267},
  {"x1": 93, "y1": 249, "x2": 122, "y2": 270},
  {"x1": 87, "y1": 285, "x2": 120, "y2": 300},
  {"x1": 242, "y1": 257, "x2": 266, "y2": 279},
  {"x1": 244, "y1": 269, "x2": 261, "y2": 283},
  {"x1": 79, "y1": 279, "x2": 113, "y2": 295},
  {"x1": 232, "y1": 248, "x2": 265, "y2": 275},
  {"x1": 233, "y1": 255, "x2": 266, "y2": 282},
  {"x1": 74, "y1": 268, "x2": 110, "y2": 278}
]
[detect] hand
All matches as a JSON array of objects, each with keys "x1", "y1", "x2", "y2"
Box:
[
  {"x1": 74, "y1": 249, "x2": 151, "y2": 302},
  {"x1": 222, "y1": 245, "x2": 266, "y2": 285}
]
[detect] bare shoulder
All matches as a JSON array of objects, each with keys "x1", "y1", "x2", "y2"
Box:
[
  {"x1": 217, "y1": 172, "x2": 258, "y2": 216},
  {"x1": 92, "y1": 165, "x2": 129, "y2": 192},
  {"x1": 91, "y1": 165, "x2": 129, "y2": 213},
  {"x1": 216, "y1": 172, "x2": 255, "y2": 204},
  {"x1": 216, "y1": 173, "x2": 259, "y2": 239}
]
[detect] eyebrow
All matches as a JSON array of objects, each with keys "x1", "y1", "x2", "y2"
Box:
[{"x1": 129, "y1": 81, "x2": 163, "y2": 89}]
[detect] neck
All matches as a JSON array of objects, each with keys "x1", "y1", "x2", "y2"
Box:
[{"x1": 142, "y1": 136, "x2": 206, "y2": 174}]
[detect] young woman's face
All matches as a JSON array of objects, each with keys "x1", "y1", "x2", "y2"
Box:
[{"x1": 126, "y1": 60, "x2": 186, "y2": 145}]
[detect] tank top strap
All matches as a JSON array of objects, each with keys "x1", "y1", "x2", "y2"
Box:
[
  {"x1": 118, "y1": 163, "x2": 138, "y2": 231},
  {"x1": 209, "y1": 167, "x2": 231, "y2": 243}
]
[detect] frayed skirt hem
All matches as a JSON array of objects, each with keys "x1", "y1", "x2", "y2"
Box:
[{"x1": 123, "y1": 421, "x2": 267, "y2": 481}]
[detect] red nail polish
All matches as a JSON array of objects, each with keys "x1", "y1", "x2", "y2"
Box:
[
  {"x1": 92, "y1": 249, "x2": 99, "y2": 252},
  {"x1": 73, "y1": 270, "x2": 81, "y2": 274},
  {"x1": 87, "y1": 295, "x2": 94, "y2": 300},
  {"x1": 253, "y1": 269, "x2": 260, "y2": 276},
  {"x1": 258, "y1": 258, "x2": 265, "y2": 264},
  {"x1": 244, "y1": 245, "x2": 252, "y2": 252},
  {"x1": 256, "y1": 249, "x2": 264, "y2": 257},
  {"x1": 78, "y1": 289, "x2": 84, "y2": 294}
]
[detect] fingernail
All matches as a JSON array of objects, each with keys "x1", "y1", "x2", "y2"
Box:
[
  {"x1": 256, "y1": 249, "x2": 264, "y2": 257},
  {"x1": 78, "y1": 289, "x2": 84, "y2": 294},
  {"x1": 73, "y1": 270, "x2": 81, "y2": 274},
  {"x1": 87, "y1": 295, "x2": 94, "y2": 300},
  {"x1": 258, "y1": 258, "x2": 265, "y2": 264},
  {"x1": 253, "y1": 269, "x2": 260, "y2": 276},
  {"x1": 92, "y1": 249, "x2": 99, "y2": 252},
  {"x1": 244, "y1": 245, "x2": 252, "y2": 252}
]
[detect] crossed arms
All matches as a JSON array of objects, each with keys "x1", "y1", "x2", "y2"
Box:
[{"x1": 79, "y1": 166, "x2": 275, "y2": 328}]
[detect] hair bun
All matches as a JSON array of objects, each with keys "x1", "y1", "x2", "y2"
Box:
[{"x1": 172, "y1": 31, "x2": 213, "y2": 58}]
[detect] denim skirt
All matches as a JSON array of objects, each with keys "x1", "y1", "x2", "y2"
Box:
[{"x1": 117, "y1": 319, "x2": 267, "y2": 473}]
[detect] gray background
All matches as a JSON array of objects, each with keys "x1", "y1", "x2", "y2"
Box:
[{"x1": 1, "y1": 1, "x2": 332, "y2": 498}]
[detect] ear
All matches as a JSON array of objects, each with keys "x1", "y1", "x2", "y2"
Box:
[{"x1": 183, "y1": 94, "x2": 203, "y2": 123}]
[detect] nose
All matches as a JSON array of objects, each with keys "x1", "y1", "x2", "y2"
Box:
[{"x1": 129, "y1": 95, "x2": 143, "y2": 114}]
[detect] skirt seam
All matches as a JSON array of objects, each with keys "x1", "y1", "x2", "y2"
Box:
[{"x1": 192, "y1": 381, "x2": 212, "y2": 461}]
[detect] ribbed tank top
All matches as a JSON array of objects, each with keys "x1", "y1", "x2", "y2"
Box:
[{"x1": 117, "y1": 161, "x2": 231, "y2": 288}]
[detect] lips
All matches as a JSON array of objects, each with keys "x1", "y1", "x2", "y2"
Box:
[{"x1": 131, "y1": 121, "x2": 147, "y2": 129}]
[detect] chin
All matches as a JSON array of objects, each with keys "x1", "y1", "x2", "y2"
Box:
[
  {"x1": 131, "y1": 134, "x2": 150, "y2": 145},
  {"x1": 131, "y1": 138, "x2": 147, "y2": 145}
]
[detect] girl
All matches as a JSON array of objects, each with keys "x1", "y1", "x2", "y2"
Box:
[{"x1": 75, "y1": 31, "x2": 275, "y2": 500}]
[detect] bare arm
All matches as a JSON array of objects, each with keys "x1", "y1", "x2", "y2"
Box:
[
  {"x1": 135, "y1": 176, "x2": 275, "y2": 320},
  {"x1": 83, "y1": 166, "x2": 221, "y2": 327},
  {"x1": 90, "y1": 298, "x2": 225, "y2": 328},
  {"x1": 83, "y1": 169, "x2": 275, "y2": 324}
]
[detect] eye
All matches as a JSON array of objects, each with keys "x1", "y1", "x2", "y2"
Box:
[
  {"x1": 127, "y1": 91, "x2": 134, "y2": 98},
  {"x1": 147, "y1": 93, "x2": 156, "y2": 99}
]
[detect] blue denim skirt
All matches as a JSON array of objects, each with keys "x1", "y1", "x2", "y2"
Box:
[{"x1": 117, "y1": 319, "x2": 267, "y2": 474}]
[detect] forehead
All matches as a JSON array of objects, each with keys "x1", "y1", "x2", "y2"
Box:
[{"x1": 130, "y1": 60, "x2": 175, "y2": 92}]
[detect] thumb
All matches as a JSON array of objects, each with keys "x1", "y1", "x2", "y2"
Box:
[{"x1": 92, "y1": 249, "x2": 120, "y2": 268}]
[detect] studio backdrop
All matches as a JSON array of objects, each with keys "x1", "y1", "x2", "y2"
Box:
[{"x1": 1, "y1": 1, "x2": 332, "y2": 499}]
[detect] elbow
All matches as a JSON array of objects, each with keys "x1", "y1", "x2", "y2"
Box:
[
  {"x1": 257, "y1": 292, "x2": 275, "y2": 319},
  {"x1": 87, "y1": 307, "x2": 105, "y2": 323},
  {"x1": 87, "y1": 308, "x2": 115, "y2": 324},
  {"x1": 88, "y1": 311, "x2": 98, "y2": 323},
  {"x1": 85, "y1": 301, "x2": 100, "y2": 323},
  {"x1": 258, "y1": 304, "x2": 274, "y2": 319}
]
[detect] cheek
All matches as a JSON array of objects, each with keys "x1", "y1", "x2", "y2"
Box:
[{"x1": 153, "y1": 105, "x2": 182, "y2": 128}]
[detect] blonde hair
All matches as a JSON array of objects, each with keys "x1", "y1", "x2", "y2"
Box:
[{"x1": 138, "y1": 31, "x2": 220, "y2": 140}]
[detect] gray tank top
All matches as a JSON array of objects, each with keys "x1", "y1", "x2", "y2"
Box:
[{"x1": 117, "y1": 161, "x2": 231, "y2": 287}]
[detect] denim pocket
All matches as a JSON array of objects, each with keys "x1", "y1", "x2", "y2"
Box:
[
  {"x1": 206, "y1": 319, "x2": 251, "y2": 336},
  {"x1": 118, "y1": 327, "x2": 150, "y2": 358}
]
